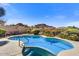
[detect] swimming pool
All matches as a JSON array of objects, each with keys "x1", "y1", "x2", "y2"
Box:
[{"x1": 9, "y1": 35, "x2": 73, "y2": 56}]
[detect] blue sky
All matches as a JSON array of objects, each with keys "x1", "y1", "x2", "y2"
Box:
[{"x1": 0, "y1": 3, "x2": 79, "y2": 27}]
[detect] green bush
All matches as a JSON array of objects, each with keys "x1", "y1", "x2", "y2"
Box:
[
  {"x1": 68, "y1": 34, "x2": 79, "y2": 41},
  {"x1": 57, "y1": 32, "x2": 68, "y2": 39},
  {"x1": 33, "y1": 30, "x2": 40, "y2": 35},
  {"x1": 0, "y1": 29, "x2": 6, "y2": 34}
]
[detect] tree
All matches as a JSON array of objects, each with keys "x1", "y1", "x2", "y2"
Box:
[
  {"x1": 0, "y1": 7, "x2": 6, "y2": 26},
  {"x1": 32, "y1": 29, "x2": 40, "y2": 35},
  {"x1": 0, "y1": 7, "x2": 5, "y2": 17}
]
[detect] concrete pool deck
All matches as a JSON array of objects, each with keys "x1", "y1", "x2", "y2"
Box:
[
  {"x1": 58, "y1": 39, "x2": 79, "y2": 56},
  {"x1": 0, "y1": 38, "x2": 22, "y2": 56},
  {"x1": 0, "y1": 35, "x2": 79, "y2": 56}
]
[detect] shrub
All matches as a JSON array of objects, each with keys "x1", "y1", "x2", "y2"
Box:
[
  {"x1": 57, "y1": 32, "x2": 68, "y2": 39},
  {"x1": 32, "y1": 29, "x2": 40, "y2": 35},
  {"x1": 0, "y1": 29, "x2": 6, "y2": 34},
  {"x1": 68, "y1": 34, "x2": 79, "y2": 41},
  {"x1": 0, "y1": 29, "x2": 6, "y2": 37}
]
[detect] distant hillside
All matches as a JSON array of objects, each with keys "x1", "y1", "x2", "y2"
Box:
[{"x1": 35, "y1": 24, "x2": 56, "y2": 29}]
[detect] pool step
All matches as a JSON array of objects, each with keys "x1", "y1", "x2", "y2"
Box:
[
  {"x1": 22, "y1": 47, "x2": 56, "y2": 56},
  {"x1": 22, "y1": 47, "x2": 32, "y2": 56},
  {"x1": 24, "y1": 42, "x2": 65, "y2": 55}
]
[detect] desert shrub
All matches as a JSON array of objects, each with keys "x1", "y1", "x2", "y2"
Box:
[
  {"x1": 32, "y1": 30, "x2": 40, "y2": 35},
  {"x1": 68, "y1": 34, "x2": 79, "y2": 41},
  {"x1": 57, "y1": 32, "x2": 68, "y2": 39}
]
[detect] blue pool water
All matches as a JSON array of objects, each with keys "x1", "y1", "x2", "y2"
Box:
[{"x1": 9, "y1": 35, "x2": 73, "y2": 56}]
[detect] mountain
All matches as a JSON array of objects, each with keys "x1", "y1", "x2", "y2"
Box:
[{"x1": 34, "y1": 24, "x2": 56, "y2": 29}]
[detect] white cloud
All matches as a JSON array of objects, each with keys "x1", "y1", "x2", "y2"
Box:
[
  {"x1": 45, "y1": 15, "x2": 66, "y2": 20},
  {"x1": 56, "y1": 15, "x2": 66, "y2": 19},
  {"x1": 6, "y1": 18, "x2": 24, "y2": 25},
  {"x1": 45, "y1": 16, "x2": 49, "y2": 18},
  {"x1": 52, "y1": 15, "x2": 66, "y2": 20},
  {"x1": 0, "y1": 3, "x2": 10, "y2": 6}
]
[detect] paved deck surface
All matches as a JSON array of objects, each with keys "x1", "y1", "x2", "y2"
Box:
[
  {"x1": 0, "y1": 39, "x2": 22, "y2": 56},
  {"x1": 58, "y1": 39, "x2": 79, "y2": 56}
]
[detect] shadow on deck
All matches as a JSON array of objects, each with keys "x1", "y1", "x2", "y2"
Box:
[{"x1": 0, "y1": 41, "x2": 9, "y2": 46}]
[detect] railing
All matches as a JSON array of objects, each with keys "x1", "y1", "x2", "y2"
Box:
[
  {"x1": 18, "y1": 37, "x2": 29, "y2": 48},
  {"x1": 18, "y1": 38, "x2": 21, "y2": 47}
]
